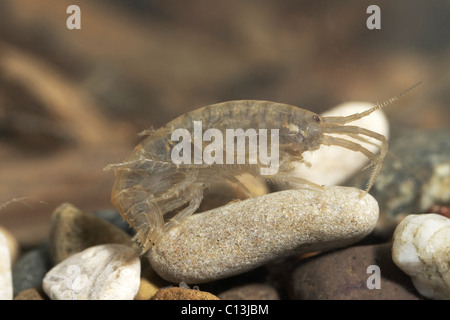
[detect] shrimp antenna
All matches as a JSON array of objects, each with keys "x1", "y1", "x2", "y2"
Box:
[
  {"x1": 357, "y1": 81, "x2": 423, "y2": 121},
  {"x1": 373, "y1": 81, "x2": 423, "y2": 112},
  {"x1": 322, "y1": 81, "x2": 423, "y2": 125}
]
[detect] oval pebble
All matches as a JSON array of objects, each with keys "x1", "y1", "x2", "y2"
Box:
[
  {"x1": 392, "y1": 213, "x2": 450, "y2": 300},
  {"x1": 291, "y1": 243, "x2": 420, "y2": 300},
  {"x1": 43, "y1": 244, "x2": 140, "y2": 300},
  {"x1": 149, "y1": 186, "x2": 379, "y2": 284},
  {"x1": 14, "y1": 288, "x2": 46, "y2": 300},
  {"x1": 287, "y1": 102, "x2": 389, "y2": 188},
  {"x1": 0, "y1": 231, "x2": 13, "y2": 300}
]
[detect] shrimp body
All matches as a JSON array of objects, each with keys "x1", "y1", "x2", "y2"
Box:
[{"x1": 106, "y1": 98, "x2": 394, "y2": 253}]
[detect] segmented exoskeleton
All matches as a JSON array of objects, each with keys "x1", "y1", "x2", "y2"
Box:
[{"x1": 105, "y1": 83, "x2": 420, "y2": 253}]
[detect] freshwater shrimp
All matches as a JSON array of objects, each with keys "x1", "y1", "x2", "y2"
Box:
[{"x1": 105, "y1": 83, "x2": 421, "y2": 253}]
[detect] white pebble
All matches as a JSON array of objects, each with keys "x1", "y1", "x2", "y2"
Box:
[
  {"x1": 288, "y1": 102, "x2": 389, "y2": 187},
  {"x1": 149, "y1": 186, "x2": 379, "y2": 284},
  {"x1": 43, "y1": 244, "x2": 141, "y2": 300},
  {"x1": 392, "y1": 213, "x2": 450, "y2": 300},
  {"x1": 0, "y1": 226, "x2": 19, "y2": 265},
  {"x1": 0, "y1": 231, "x2": 13, "y2": 300}
]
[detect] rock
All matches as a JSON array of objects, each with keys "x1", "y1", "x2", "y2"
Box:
[
  {"x1": 291, "y1": 243, "x2": 421, "y2": 300},
  {"x1": 134, "y1": 264, "x2": 169, "y2": 300},
  {"x1": 135, "y1": 277, "x2": 160, "y2": 300},
  {"x1": 421, "y1": 161, "x2": 450, "y2": 211},
  {"x1": 427, "y1": 204, "x2": 450, "y2": 219},
  {"x1": 49, "y1": 203, "x2": 135, "y2": 264},
  {"x1": 0, "y1": 231, "x2": 13, "y2": 299},
  {"x1": 12, "y1": 243, "x2": 52, "y2": 296},
  {"x1": 0, "y1": 226, "x2": 20, "y2": 265},
  {"x1": 43, "y1": 244, "x2": 141, "y2": 300},
  {"x1": 287, "y1": 102, "x2": 389, "y2": 188},
  {"x1": 218, "y1": 283, "x2": 279, "y2": 300},
  {"x1": 14, "y1": 288, "x2": 46, "y2": 300},
  {"x1": 94, "y1": 209, "x2": 135, "y2": 237},
  {"x1": 392, "y1": 213, "x2": 450, "y2": 300},
  {"x1": 151, "y1": 287, "x2": 219, "y2": 300},
  {"x1": 349, "y1": 129, "x2": 450, "y2": 239},
  {"x1": 149, "y1": 186, "x2": 379, "y2": 284}
]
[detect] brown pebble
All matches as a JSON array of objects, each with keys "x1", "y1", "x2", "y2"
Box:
[
  {"x1": 427, "y1": 204, "x2": 450, "y2": 219},
  {"x1": 135, "y1": 264, "x2": 169, "y2": 300},
  {"x1": 151, "y1": 287, "x2": 219, "y2": 300},
  {"x1": 218, "y1": 283, "x2": 279, "y2": 300},
  {"x1": 291, "y1": 243, "x2": 421, "y2": 300},
  {"x1": 14, "y1": 288, "x2": 45, "y2": 300},
  {"x1": 49, "y1": 203, "x2": 134, "y2": 264},
  {"x1": 135, "y1": 278, "x2": 159, "y2": 300}
]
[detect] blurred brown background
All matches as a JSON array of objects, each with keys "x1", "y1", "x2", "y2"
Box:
[{"x1": 0, "y1": 0, "x2": 448, "y2": 249}]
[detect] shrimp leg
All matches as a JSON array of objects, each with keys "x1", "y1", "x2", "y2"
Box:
[
  {"x1": 155, "y1": 169, "x2": 199, "y2": 201},
  {"x1": 219, "y1": 170, "x2": 254, "y2": 198},
  {"x1": 323, "y1": 125, "x2": 387, "y2": 145},
  {"x1": 321, "y1": 135, "x2": 383, "y2": 194},
  {"x1": 266, "y1": 173, "x2": 325, "y2": 191},
  {"x1": 163, "y1": 184, "x2": 203, "y2": 231},
  {"x1": 127, "y1": 199, "x2": 165, "y2": 251},
  {"x1": 124, "y1": 170, "x2": 201, "y2": 250},
  {"x1": 138, "y1": 127, "x2": 173, "y2": 137},
  {"x1": 342, "y1": 133, "x2": 383, "y2": 148},
  {"x1": 104, "y1": 156, "x2": 178, "y2": 172}
]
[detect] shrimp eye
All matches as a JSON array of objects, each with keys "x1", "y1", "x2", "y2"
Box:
[{"x1": 312, "y1": 115, "x2": 321, "y2": 123}]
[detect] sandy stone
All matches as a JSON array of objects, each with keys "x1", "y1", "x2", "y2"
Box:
[
  {"x1": 49, "y1": 203, "x2": 135, "y2": 264},
  {"x1": 392, "y1": 213, "x2": 450, "y2": 300},
  {"x1": 151, "y1": 287, "x2": 219, "y2": 300},
  {"x1": 43, "y1": 244, "x2": 140, "y2": 300},
  {"x1": 0, "y1": 232, "x2": 13, "y2": 300},
  {"x1": 288, "y1": 102, "x2": 389, "y2": 188},
  {"x1": 149, "y1": 186, "x2": 379, "y2": 284}
]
